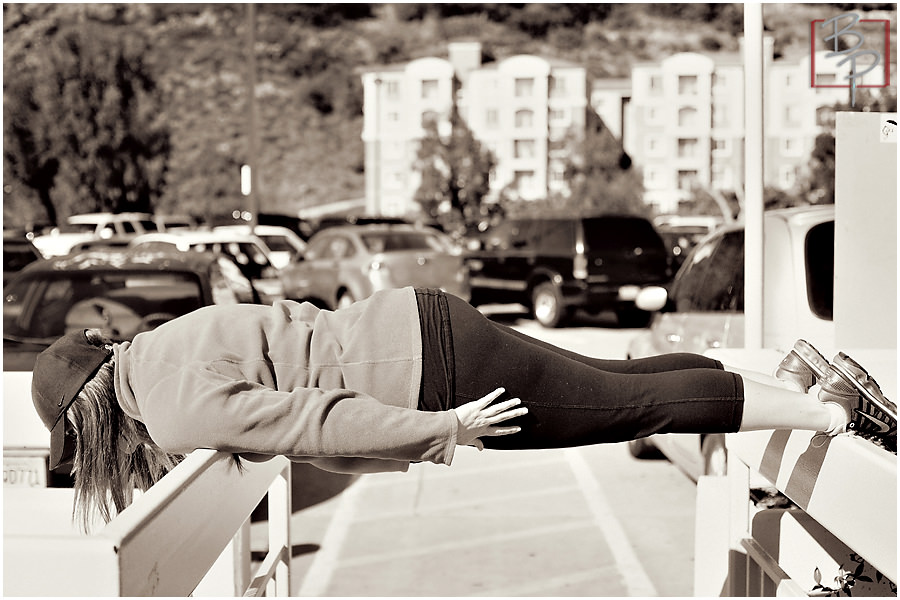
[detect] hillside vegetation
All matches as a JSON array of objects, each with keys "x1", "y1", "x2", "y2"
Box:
[{"x1": 3, "y1": 3, "x2": 894, "y2": 227}]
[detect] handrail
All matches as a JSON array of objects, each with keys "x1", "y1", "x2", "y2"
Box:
[
  {"x1": 3, "y1": 449, "x2": 292, "y2": 596},
  {"x1": 695, "y1": 348, "x2": 897, "y2": 597}
]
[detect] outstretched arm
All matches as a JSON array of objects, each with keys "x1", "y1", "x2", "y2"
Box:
[{"x1": 453, "y1": 387, "x2": 528, "y2": 450}]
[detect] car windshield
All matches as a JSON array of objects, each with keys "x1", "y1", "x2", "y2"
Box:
[
  {"x1": 360, "y1": 232, "x2": 445, "y2": 253},
  {"x1": 582, "y1": 218, "x2": 663, "y2": 252},
  {"x1": 3, "y1": 271, "x2": 203, "y2": 343}
]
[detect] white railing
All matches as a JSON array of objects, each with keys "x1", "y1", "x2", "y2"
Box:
[
  {"x1": 4, "y1": 450, "x2": 291, "y2": 597},
  {"x1": 695, "y1": 349, "x2": 897, "y2": 597}
]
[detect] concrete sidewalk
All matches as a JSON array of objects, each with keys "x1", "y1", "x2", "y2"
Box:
[{"x1": 256, "y1": 442, "x2": 697, "y2": 596}]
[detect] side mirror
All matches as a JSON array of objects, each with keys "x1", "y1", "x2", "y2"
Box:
[{"x1": 635, "y1": 286, "x2": 669, "y2": 312}]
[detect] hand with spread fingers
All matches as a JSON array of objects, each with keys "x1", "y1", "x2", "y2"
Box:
[{"x1": 453, "y1": 387, "x2": 527, "y2": 450}]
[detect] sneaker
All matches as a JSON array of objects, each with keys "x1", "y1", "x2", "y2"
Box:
[
  {"x1": 775, "y1": 339, "x2": 831, "y2": 392},
  {"x1": 818, "y1": 357, "x2": 896, "y2": 451}
]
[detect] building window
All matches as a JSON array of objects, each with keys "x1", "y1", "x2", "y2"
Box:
[
  {"x1": 549, "y1": 108, "x2": 566, "y2": 124},
  {"x1": 678, "y1": 138, "x2": 698, "y2": 158},
  {"x1": 679, "y1": 107, "x2": 699, "y2": 128},
  {"x1": 550, "y1": 76, "x2": 565, "y2": 96},
  {"x1": 678, "y1": 75, "x2": 698, "y2": 95},
  {"x1": 514, "y1": 170, "x2": 536, "y2": 192},
  {"x1": 784, "y1": 74, "x2": 793, "y2": 88},
  {"x1": 712, "y1": 138, "x2": 729, "y2": 156},
  {"x1": 486, "y1": 108, "x2": 499, "y2": 128},
  {"x1": 649, "y1": 75, "x2": 663, "y2": 95},
  {"x1": 549, "y1": 163, "x2": 566, "y2": 185},
  {"x1": 421, "y1": 110, "x2": 439, "y2": 128},
  {"x1": 515, "y1": 78, "x2": 534, "y2": 98},
  {"x1": 816, "y1": 73, "x2": 837, "y2": 85},
  {"x1": 678, "y1": 170, "x2": 698, "y2": 190},
  {"x1": 779, "y1": 165, "x2": 798, "y2": 188},
  {"x1": 784, "y1": 105, "x2": 801, "y2": 127},
  {"x1": 385, "y1": 80, "x2": 400, "y2": 99},
  {"x1": 387, "y1": 111, "x2": 400, "y2": 123},
  {"x1": 515, "y1": 109, "x2": 534, "y2": 128},
  {"x1": 712, "y1": 72, "x2": 727, "y2": 91},
  {"x1": 782, "y1": 137, "x2": 802, "y2": 156},
  {"x1": 644, "y1": 166, "x2": 660, "y2": 187},
  {"x1": 514, "y1": 139, "x2": 536, "y2": 159},
  {"x1": 421, "y1": 79, "x2": 439, "y2": 100},
  {"x1": 646, "y1": 135, "x2": 664, "y2": 156},
  {"x1": 647, "y1": 106, "x2": 662, "y2": 124}
]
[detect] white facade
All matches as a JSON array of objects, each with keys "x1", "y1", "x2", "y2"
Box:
[
  {"x1": 360, "y1": 44, "x2": 586, "y2": 216},
  {"x1": 622, "y1": 43, "x2": 866, "y2": 214}
]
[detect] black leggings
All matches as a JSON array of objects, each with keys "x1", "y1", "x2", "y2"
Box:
[{"x1": 417, "y1": 289, "x2": 744, "y2": 450}]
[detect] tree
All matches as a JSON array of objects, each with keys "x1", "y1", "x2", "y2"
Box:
[
  {"x1": 562, "y1": 110, "x2": 649, "y2": 217},
  {"x1": 413, "y1": 93, "x2": 495, "y2": 234},
  {"x1": 4, "y1": 14, "x2": 171, "y2": 223}
]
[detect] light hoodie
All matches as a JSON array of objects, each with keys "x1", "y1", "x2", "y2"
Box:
[{"x1": 113, "y1": 287, "x2": 459, "y2": 474}]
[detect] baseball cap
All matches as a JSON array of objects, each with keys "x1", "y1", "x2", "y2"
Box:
[{"x1": 32, "y1": 330, "x2": 113, "y2": 470}]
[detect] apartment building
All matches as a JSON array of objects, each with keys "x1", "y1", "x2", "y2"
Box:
[
  {"x1": 600, "y1": 41, "x2": 873, "y2": 214},
  {"x1": 360, "y1": 42, "x2": 587, "y2": 217}
]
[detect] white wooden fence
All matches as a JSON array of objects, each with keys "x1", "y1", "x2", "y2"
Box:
[{"x1": 4, "y1": 450, "x2": 292, "y2": 596}]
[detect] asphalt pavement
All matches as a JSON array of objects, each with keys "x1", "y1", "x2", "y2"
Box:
[
  {"x1": 256, "y1": 442, "x2": 698, "y2": 597},
  {"x1": 249, "y1": 312, "x2": 700, "y2": 596}
]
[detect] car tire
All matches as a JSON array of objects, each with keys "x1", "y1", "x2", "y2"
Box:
[{"x1": 532, "y1": 282, "x2": 569, "y2": 328}]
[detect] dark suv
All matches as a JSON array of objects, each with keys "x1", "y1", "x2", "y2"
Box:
[{"x1": 464, "y1": 215, "x2": 670, "y2": 327}]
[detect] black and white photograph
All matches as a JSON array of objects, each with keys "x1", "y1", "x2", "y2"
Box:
[{"x1": 2, "y1": 3, "x2": 897, "y2": 597}]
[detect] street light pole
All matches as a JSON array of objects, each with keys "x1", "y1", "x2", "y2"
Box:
[{"x1": 245, "y1": 3, "x2": 260, "y2": 231}]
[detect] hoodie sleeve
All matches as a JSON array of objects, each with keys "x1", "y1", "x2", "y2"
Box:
[{"x1": 138, "y1": 365, "x2": 459, "y2": 467}]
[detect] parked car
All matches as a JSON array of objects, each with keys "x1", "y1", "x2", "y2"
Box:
[
  {"x1": 626, "y1": 205, "x2": 836, "y2": 480},
  {"x1": 154, "y1": 214, "x2": 200, "y2": 231},
  {"x1": 465, "y1": 215, "x2": 670, "y2": 327},
  {"x1": 3, "y1": 230, "x2": 42, "y2": 287},
  {"x1": 280, "y1": 224, "x2": 469, "y2": 309},
  {"x1": 214, "y1": 225, "x2": 307, "y2": 269},
  {"x1": 3, "y1": 248, "x2": 258, "y2": 488},
  {"x1": 129, "y1": 230, "x2": 286, "y2": 304},
  {"x1": 653, "y1": 215, "x2": 723, "y2": 271},
  {"x1": 30, "y1": 212, "x2": 160, "y2": 258}
]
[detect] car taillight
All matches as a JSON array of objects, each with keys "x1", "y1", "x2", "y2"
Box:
[{"x1": 574, "y1": 246, "x2": 588, "y2": 280}]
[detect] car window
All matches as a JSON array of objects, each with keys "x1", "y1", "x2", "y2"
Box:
[
  {"x1": 360, "y1": 232, "x2": 444, "y2": 253},
  {"x1": 3, "y1": 272, "x2": 204, "y2": 342},
  {"x1": 582, "y1": 218, "x2": 664, "y2": 253},
  {"x1": 805, "y1": 221, "x2": 834, "y2": 320},
  {"x1": 211, "y1": 257, "x2": 255, "y2": 304},
  {"x1": 670, "y1": 230, "x2": 744, "y2": 312},
  {"x1": 138, "y1": 219, "x2": 159, "y2": 232},
  {"x1": 696, "y1": 230, "x2": 744, "y2": 311},
  {"x1": 322, "y1": 236, "x2": 354, "y2": 259}
]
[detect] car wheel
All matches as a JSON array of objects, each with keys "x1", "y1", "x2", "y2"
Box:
[
  {"x1": 532, "y1": 282, "x2": 569, "y2": 328},
  {"x1": 336, "y1": 290, "x2": 356, "y2": 310}
]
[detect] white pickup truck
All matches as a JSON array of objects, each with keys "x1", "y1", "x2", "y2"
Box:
[{"x1": 626, "y1": 205, "x2": 836, "y2": 479}]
